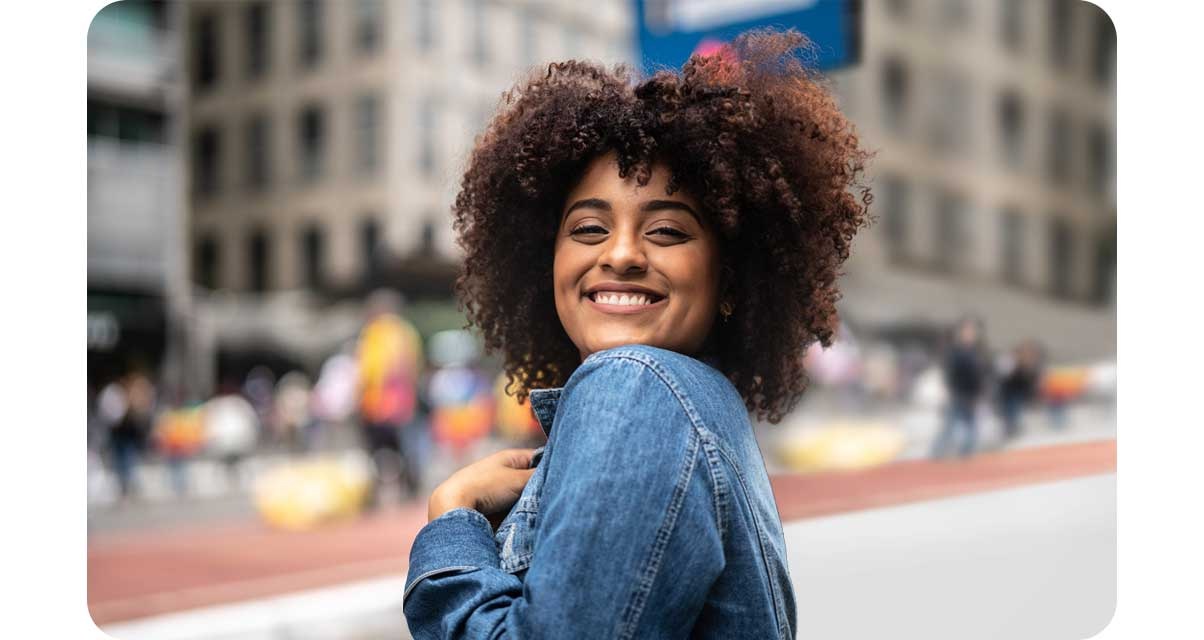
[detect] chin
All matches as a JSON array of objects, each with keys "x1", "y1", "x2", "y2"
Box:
[{"x1": 586, "y1": 333, "x2": 658, "y2": 355}]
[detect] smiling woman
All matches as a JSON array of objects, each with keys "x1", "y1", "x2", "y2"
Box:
[{"x1": 404, "y1": 28, "x2": 871, "y2": 639}]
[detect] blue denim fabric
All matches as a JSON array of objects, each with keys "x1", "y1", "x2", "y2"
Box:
[{"x1": 404, "y1": 345, "x2": 797, "y2": 639}]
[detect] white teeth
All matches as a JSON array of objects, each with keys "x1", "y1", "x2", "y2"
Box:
[{"x1": 593, "y1": 292, "x2": 655, "y2": 306}]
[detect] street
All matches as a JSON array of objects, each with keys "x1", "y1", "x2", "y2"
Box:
[{"x1": 94, "y1": 435, "x2": 1115, "y2": 639}]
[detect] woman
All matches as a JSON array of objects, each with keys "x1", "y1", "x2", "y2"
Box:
[{"x1": 404, "y1": 29, "x2": 869, "y2": 639}]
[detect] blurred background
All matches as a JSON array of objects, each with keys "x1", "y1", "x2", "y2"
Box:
[{"x1": 87, "y1": 1, "x2": 1116, "y2": 638}]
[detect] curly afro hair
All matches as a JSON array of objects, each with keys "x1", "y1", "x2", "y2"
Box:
[{"x1": 452, "y1": 28, "x2": 871, "y2": 424}]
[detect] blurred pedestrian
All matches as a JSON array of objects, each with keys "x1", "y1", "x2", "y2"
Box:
[
  {"x1": 311, "y1": 348, "x2": 360, "y2": 450},
  {"x1": 274, "y1": 371, "x2": 313, "y2": 453},
  {"x1": 203, "y1": 385, "x2": 260, "y2": 488},
  {"x1": 427, "y1": 330, "x2": 494, "y2": 464},
  {"x1": 930, "y1": 316, "x2": 991, "y2": 459},
  {"x1": 97, "y1": 370, "x2": 156, "y2": 500},
  {"x1": 356, "y1": 289, "x2": 425, "y2": 506},
  {"x1": 243, "y1": 366, "x2": 277, "y2": 443},
  {"x1": 153, "y1": 404, "x2": 205, "y2": 497},
  {"x1": 997, "y1": 339, "x2": 1045, "y2": 441}
]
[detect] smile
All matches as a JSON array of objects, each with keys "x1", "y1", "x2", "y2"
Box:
[{"x1": 584, "y1": 290, "x2": 667, "y2": 314}]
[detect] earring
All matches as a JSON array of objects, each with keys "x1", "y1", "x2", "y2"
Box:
[{"x1": 719, "y1": 301, "x2": 734, "y2": 322}]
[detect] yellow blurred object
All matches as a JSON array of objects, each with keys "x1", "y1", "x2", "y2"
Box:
[
  {"x1": 1041, "y1": 366, "x2": 1090, "y2": 402},
  {"x1": 154, "y1": 406, "x2": 206, "y2": 458},
  {"x1": 776, "y1": 422, "x2": 906, "y2": 472},
  {"x1": 494, "y1": 373, "x2": 542, "y2": 442},
  {"x1": 253, "y1": 456, "x2": 372, "y2": 531}
]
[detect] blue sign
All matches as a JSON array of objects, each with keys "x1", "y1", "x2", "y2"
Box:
[{"x1": 635, "y1": 0, "x2": 861, "y2": 74}]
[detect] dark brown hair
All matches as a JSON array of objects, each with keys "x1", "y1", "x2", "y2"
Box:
[{"x1": 453, "y1": 29, "x2": 871, "y2": 423}]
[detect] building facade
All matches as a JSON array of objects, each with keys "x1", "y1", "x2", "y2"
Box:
[
  {"x1": 88, "y1": 0, "x2": 191, "y2": 390},
  {"x1": 180, "y1": 0, "x2": 1115, "y2": 374},
  {"x1": 829, "y1": 0, "x2": 1116, "y2": 360}
]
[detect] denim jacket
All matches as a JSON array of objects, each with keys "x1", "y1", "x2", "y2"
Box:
[{"x1": 403, "y1": 345, "x2": 797, "y2": 639}]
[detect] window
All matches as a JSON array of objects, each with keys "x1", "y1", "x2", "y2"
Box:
[
  {"x1": 881, "y1": 57, "x2": 909, "y2": 134},
  {"x1": 245, "y1": 2, "x2": 270, "y2": 79},
  {"x1": 192, "y1": 12, "x2": 219, "y2": 91},
  {"x1": 997, "y1": 91, "x2": 1024, "y2": 169},
  {"x1": 419, "y1": 97, "x2": 437, "y2": 177},
  {"x1": 1048, "y1": 217, "x2": 1074, "y2": 298},
  {"x1": 928, "y1": 70, "x2": 970, "y2": 155},
  {"x1": 195, "y1": 235, "x2": 220, "y2": 290},
  {"x1": 1091, "y1": 9, "x2": 1116, "y2": 88},
  {"x1": 298, "y1": 0, "x2": 323, "y2": 69},
  {"x1": 301, "y1": 224, "x2": 325, "y2": 289},
  {"x1": 1087, "y1": 124, "x2": 1112, "y2": 196},
  {"x1": 469, "y1": 0, "x2": 487, "y2": 66},
  {"x1": 298, "y1": 104, "x2": 326, "y2": 183},
  {"x1": 933, "y1": 188, "x2": 966, "y2": 273},
  {"x1": 360, "y1": 217, "x2": 381, "y2": 280},
  {"x1": 245, "y1": 115, "x2": 271, "y2": 191},
  {"x1": 999, "y1": 0, "x2": 1023, "y2": 52},
  {"x1": 248, "y1": 229, "x2": 270, "y2": 292},
  {"x1": 192, "y1": 126, "x2": 220, "y2": 197},
  {"x1": 880, "y1": 174, "x2": 909, "y2": 262},
  {"x1": 1000, "y1": 208, "x2": 1024, "y2": 285},
  {"x1": 1049, "y1": 0, "x2": 1073, "y2": 70},
  {"x1": 88, "y1": 100, "x2": 166, "y2": 144},
  {"x1": 1046, "y1": 108, "x2": 1072, "y2": 186},
  {"x1": 355, "y1": 0, "x2": 383, "y2": 54},
  {"x1": 416, "y1": 0, "x2": 435, "y2": 53},
  {"x1": 355, "y1": 94, "x2": 382, "y2": 176}
]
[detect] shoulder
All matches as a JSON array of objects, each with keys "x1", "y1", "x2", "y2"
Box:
[
  {"x1": 570, "y1": 344, "x2": 722, "y2": 394},
  {"x1": 562, "y1": 345, "x2": 742, "y2": 432}
]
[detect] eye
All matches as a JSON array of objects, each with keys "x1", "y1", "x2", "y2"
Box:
[
  {"x1": 649, "y1": 226, "x2": 689, "y2": 239},
  {"x1": 570, "y1": 224, "x2": 608, "y2": 236}
]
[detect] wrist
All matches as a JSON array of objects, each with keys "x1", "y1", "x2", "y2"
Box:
[{"x1": 427, "y1": 485, "x2": 473, "y2": 522}]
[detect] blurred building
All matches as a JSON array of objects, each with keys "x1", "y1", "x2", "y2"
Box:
[
  {"x1": 88, "y1": 0, "x2": 192, "y2": 393},
  {"x1": 830, "y1": 0, "x2": 1116, "y2": 361},
  {"x1": 181, "y1": 0, "x2": 633, "y2": 380},
  {"x1": 173, "y1": 0, "x2": 1114, "y2": 390}
]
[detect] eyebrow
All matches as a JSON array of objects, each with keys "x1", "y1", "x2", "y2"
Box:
[{"x1": 562, "y1": 198, "x2": 701, "y2": 224}]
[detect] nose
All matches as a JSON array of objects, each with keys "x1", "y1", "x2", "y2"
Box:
[{"x1": 598, "y1": 229, "x2": 648, "y2": 275}]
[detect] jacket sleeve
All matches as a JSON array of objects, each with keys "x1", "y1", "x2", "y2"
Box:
[{"x1": 402, "y1": 356, "x2": 726, "y2": 639}]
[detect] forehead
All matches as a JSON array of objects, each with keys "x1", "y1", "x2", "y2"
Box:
[{"x1": 566, "y1": 153, "x2": 695, "y2": 207}]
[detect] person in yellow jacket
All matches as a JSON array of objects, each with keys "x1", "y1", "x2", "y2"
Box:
[{"x1": 356, "y1": 290, "x2": 425, "y2": 506}]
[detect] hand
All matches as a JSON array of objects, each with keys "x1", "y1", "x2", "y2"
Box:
[{"x1": 428, "y1": 448, "x2": 538, "y2": 529}]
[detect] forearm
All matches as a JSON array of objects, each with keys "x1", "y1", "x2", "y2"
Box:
[{"x1": 404, "y1": 509, "x2": 522, "y2": 639}]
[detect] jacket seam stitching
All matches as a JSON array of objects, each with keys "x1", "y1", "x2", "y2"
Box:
[
  {"x1": 700, "y1": 436, "x2": 729, "y2": 544},
  {"x1": 615, "y1": 411, "x2": 701, "y2": 640},
  {"x1": 714, "y1": 445, "x2": 791, "y2": 640},
  {"x1": 402, "y1": 565, "x2": 478, "y2": 603}
]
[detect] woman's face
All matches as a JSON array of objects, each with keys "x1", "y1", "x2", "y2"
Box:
[{"x1": 553, "y1": 153, "x2": 722, "y2": 361}]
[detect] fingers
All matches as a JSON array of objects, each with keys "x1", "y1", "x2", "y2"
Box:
[{"x1": 495, "y1": 448, "x2": 538, "y2": 469}]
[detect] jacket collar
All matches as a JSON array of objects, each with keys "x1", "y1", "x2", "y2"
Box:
[
  {"x1": 526, "y1": 352, "x2": 721, "y2": 437},
  {"x1": 528, "y1": 387, "x2": 562, "y2": 437}
]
